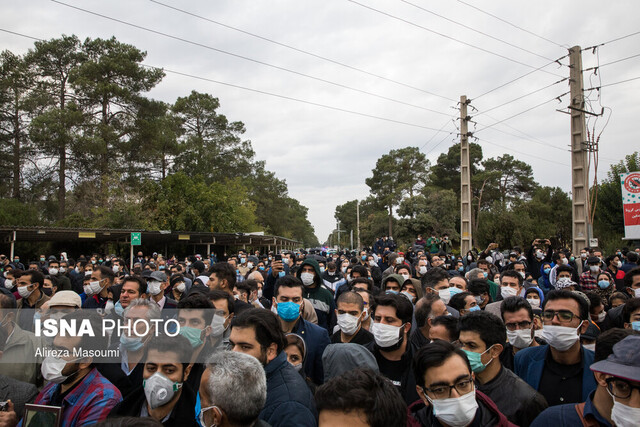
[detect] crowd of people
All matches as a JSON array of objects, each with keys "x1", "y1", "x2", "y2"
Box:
[{"x1": 0, "y1": 235, "x2": 638, "y2": 427}]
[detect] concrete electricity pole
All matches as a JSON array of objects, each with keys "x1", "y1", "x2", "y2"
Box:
[
  {"x1": 356, "y1": 199, "x2": 361, "y2": 250},
  {"x1": 569, "y1": 46, "x2": 592, "y2": 254},
  {"x1": 460, "y1": 95, "x2": 473, "y2": 255}
]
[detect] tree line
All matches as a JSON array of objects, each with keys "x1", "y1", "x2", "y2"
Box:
[
  {"x1": 0, "y1": 35, "x2": 319, "y2": 247},
  {"x1": 329, "y1": 144, "x2": 639, "y2": 253}
]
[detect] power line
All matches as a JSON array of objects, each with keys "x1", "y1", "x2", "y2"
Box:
[
  {"x1": 400, "y1": 0, "x2": 556, "y2": 62},
  {"x1": 50, "y1": 0, "x2": 452, "y2": 117},
  {"x1": 472, "y1": 55, "x2": 568, "y2": 100},
  {"x1": 0, "y1": 28, "x2": 43, "y2": 41},
  {"x1": 145, "y1": 65, "x2": 458, "y2": 132},
  {"x1": 584, "y1": 30, "x2": 640, "y2": 51},
  {"x1": 420, "y1": 118, "x2": 456, "y2": 152},
  {"x1": 585, "y1": 75, "x2": 640, "y2": 91},
  {"x1": 456, "y1": 0, "x2": 566, "y2": 49},
  {"x1": 474, "y1": 136, "x2": 569, "y2": 167},
  {"x1": 148, "y1": 0, "x2": 456, "y2": 102},
  {"x1": 474, "y1": 94, "x2": 567, "y2": 133},
  {"x1": 346, "y1": 0, "x2": 564, "y2": 78},
  {"x1": 474, "y1": 77, "x2": 567, "y2": 116},
  {"x1": 0, "y1": 26, "x2": 460, "y2": 133},
  {"x1": 584, "y1": 52, "x2": 640, "y2": 72}
]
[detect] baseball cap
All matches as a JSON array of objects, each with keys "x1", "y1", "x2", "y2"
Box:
[
  {"x1": 591, "y1": 336, "x2": 640, "y2": 382},
  {"x1": 149, "y1": 271, "x2": 167, "y2": 282}
]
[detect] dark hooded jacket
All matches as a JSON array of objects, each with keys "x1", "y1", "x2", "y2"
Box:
[
  {"x1": 296, "y1": 258, "x2": 336, "y2": 332},
  {"x1": 407, "y1": 390, "x2": 517, "y2": 427}
]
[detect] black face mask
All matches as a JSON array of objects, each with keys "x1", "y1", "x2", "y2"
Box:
[{"x1": 42, "y1": 288, "x2": 53, "y2": 296}]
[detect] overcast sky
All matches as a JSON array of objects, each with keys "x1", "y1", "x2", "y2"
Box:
[{"x1": 3, "y1": 0, "x2": 640, "y2": 243}]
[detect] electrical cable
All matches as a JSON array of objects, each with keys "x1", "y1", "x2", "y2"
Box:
[
  {"x1": 474, "y1": 136, "x2": 569, "y2": 167},
  {"x1": 585, "y1": 75, "x2": 640, "y2": 90},
  {"x1": 584, "y1": 52, "x2": 640, "y2": 71},
  {"x1": 0, "y1": 28, "x2": 43, "y2": 41},
  {"x1": 420, "y1": 118, "x2": 454, "y2": 151},
  {"x1": 474, "y1": 77, "x2": 567, "y2": 116},
  {"x1": 148, "y1": 0, "x2": 456, "y2": 102},
  {"x1": 456, "y1": 0, "x2": 566, "y2": 49},
  {"x1": 400, "y1": 0, "x2": 556, "y2": 62},
  {"x1": 472, "y1": 55, "x2": 568, "y2": 101},
  {"x1": 583, "y1": 30, "x2": 640, "y2": 51},
  {"x1": 50, "y1": 0, "x2": 453, "y2": 117},
  {"x1": 474, "y1": 94, "x2": 567, "y2": 133},
  {"x1": 346, "y1": 0, "x2": 565, "y2": 78}
]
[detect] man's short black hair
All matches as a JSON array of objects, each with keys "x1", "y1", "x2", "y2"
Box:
[
  {"x1": 231, "y1": 308, "x2": 285, "y2": 354},
  {"x1": 500, "y1": 269, "x2": 523, "y2": 286},
  {"x1": 448, "y1": 292, "x2": 472, "y2": 312},
  {"x1": 594, "y1": 328, "x2": 638, "y2": 362},
  {"x1": 208, "y1": 289, "x2": 235, "y2": 315},
  {"x1": 235, "y1": 281, "x2": 253, "y2": 298},
  {"x1": 430, "y1": 315, "x2": 459, "y2": 342},
  {"x1": 146, "y1": 333, "x2": 193, "y2": 373},
  {"x1": 500, "y1": 297, "x2": 533, "y2": 322},
  {"x1": 543, "y1": 289, "x2": 589, "y2": 320},
  {"x1": 468, "y1": 279, "x2": 490, "y2": 297},
  {"x1": 274, "y1": 275, "x2": 304, "y2": 298},
  {"x1": 177, "y1": 292, "x2": 215, "y2": 325},
  {"x1": 458, "y1": 311, "x2": 506, "y2": 349},
  {"x1": 61, "y1": 311, "x2": 104, "y2": 366},
  {"x1": 123, "y1": 275, "x2": 147, "y2": 295},
  {"x1": 351, "y1": 264, "x2": 369, "y2": 278},
  {"x1": 350, "y1": 277, "x2": 373, "y2": 292},
  {"x1": 95, "y1": 266, "x2": 116, "y2": 283},
  {"x1": 413, "y1": 340, "x2": 471, "y2": 388},
  {"x1": 17, "y1": 269, "x2": 44, "y2": 287},
  {"x1": 585, "y1": 291, "x2": 603, "y2": 312},
  {"x1": 622, "y1": 297, "x2": 640, "y2": 324},
  {"x1": 374, "y1": 293, "x2": 413, "y2": 325},
  {"x1": 421, "y1": 267, "x2": 449, "y2": 290},
  {"x1": 211, "y1": 262, "x2": 236, "y2": 289},
  {"x1": 626, "y1": 252, "x2": 639, "y2": 263},
  {"x1": 315, "y1": 368, "x2": 407, "y2": 427},
  {"x1": 337, "y1": 291, "x2": 364, "y2": 311},
  {"x1": 624, "y1": 267, "x2": 640, "y2": 288},
  {"x1": 556, "y1": 265, "x2": 574, "y2": 275}
]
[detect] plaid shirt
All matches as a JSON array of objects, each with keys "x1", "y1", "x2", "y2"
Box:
[
  {"x1": 579, "y1": 271, "x2": 598, "y2": 290},
  {"x1": 20, "y1": 368, "x2": 122, "y2": 427}
]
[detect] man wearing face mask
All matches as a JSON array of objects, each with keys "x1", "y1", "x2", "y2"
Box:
[
  {"x1": 580, "y1": 256, "x2": 604, "y2": 291},
  {"x1": 409, "y1": 340, "x2": 515, "y2": 426},
  {"x1": 531, "y1": 329, "x2": 638, "y2": 427},
  {"x1": 515, "y1": 289, "x2": 597, "y2": 406},
  {"x1": 296, "y1": 258, "x2": 336, "y2": 332},
  {"x1": 271, "y1": 276, "x2": 329, "y2": 385},
  {"x1": 25, "y1": 311, "x2": 122, "y2": 425},
  {"x1": 485, "y1": 271, "x2": 525, "y2": 318},
  {"x1": 499, "y1": 297, "x2": 543, "y2": 371},
  {"x1": 81, "y1": 266, "x2": 114, "y2": 309},
  {"x1": 207, "y1": 289, "x2": 235, "y2": 351},
  {"x1": 458, "y1": 311, "x2": 548, "y2": 426},
  {"x1": 45, "y1": 259, "x2": 72, "y2": 292},
  {"x1": 229, "y1": 309, "x2": 317, "y2": 427},
  {"x1": 175, "y1": 293, "x2": 214, "y2": 391},
  {"x1": 331, "y1": 292, "x2": 373, "y2": 345},
  {"x1": 15, "y1": 270, "x2": 50, "y2": 332},
  {"x1": 526, "y1": 239, "x2": 553, "y2": 281},
  {"x1": 146, "y1": 271, "x2": 177, "y2": 311},
  {"x1": 365, "y1": 293, "x2": 418, "y2": 406},
  {"x1": 108, "y1": 334, "x2": 198, "y2": 426}
]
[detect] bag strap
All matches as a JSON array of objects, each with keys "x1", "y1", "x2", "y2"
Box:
[{"x1": 574, "y1": 402, "x2": 600, "y2": 427}]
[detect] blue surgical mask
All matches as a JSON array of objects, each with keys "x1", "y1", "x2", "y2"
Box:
[
  {"x1": 259, "y1": 266, "x2": 265, "y2": 271},
  {"x1": 458, "y1": 266, "x2": 464, "y2": 272},
  {"x1": 361, "y1": 255, "x2": 366, "y2": 261},
  {"x1": 463, "y1": 345, "x2": 494, "y2": 373},
  {"x1": 114, "y1": 301, "x2": 124, "y2": 317},
  {"x1": 278, "y1": 271, "x2": 286, "y2": 278},
  {"x1": 631, "y1": 321, "x2": 640, "y2": 332},
  {"x1": 598, "y1": 280, "x2": 610, "y2": 289},
  {"x1": 179, "y1": 326, "x2": 204, "y2": 348},
  {"x1": 483, "y1": 272, "x2": 488, "y2": 279},
  {"x1": 120, "y1": 334, "x2": 144, "y2": 352},
  {"x1": 543, "y1": 268, "x2": 551, "y2": 275},
  {"x1": 276, "y1": 301, "x2": 300, "y2": 322},
  {"x1": 468, "y1": 305, "x2": 481, "y2": 312}
]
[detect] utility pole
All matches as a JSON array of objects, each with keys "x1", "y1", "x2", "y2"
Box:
[
  {"x1": 356, "y1": 199, "x2": 361, "y2": 250},
  {"x1": 460, "y1": 95, "x2": 473, "y2": 255},
  {"x1": 569, "y1": 46, "x2": 592, "y2": 254}
]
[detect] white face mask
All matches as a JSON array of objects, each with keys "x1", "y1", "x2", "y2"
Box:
[
  {"x1": 327, "y1": 270, "x2": 335, "y2": 276},
  {"x1": 144, "y1": 372, "x2": 182, "y2": 409},
  {"x1": 300, "y1": 272, "x2": 315, "y2": 286},
  {"x1": 634, "y1": 288, "x2": 640, "y2": 298},
  {"x1": 337, "y1": 313, "x2": 361, "y2": 335},
  {"x1": 506, "y1": 328, "x2": 534, "y2": 348},
  {"x1": 175, "y1": 282, "x2": 186, "y2": 293},
  {"x1": 590, "y1": 265, "x2": 600, "y2": 273},
  {"x1": 419, "y1": 266, "x2": 427, "y2": 275},
  {"x1": 247, "y1": 262, "x2": 254, "y2": 269},
  {"x1": 426, "y1": 389, "x2": 479, "y2": 427},
  {"x1": 59, "y1": 267, "x2": 67, "y2": 273},
  {"x1": 41, "y1": 356, "x2": 80, "y2": 384},
  {"x1": 438, "y1": 288, "x2": 451, "y2": 304},
  {"x1": 500, "y1": 286, "x2": 519, "y2": 299},
  {"x1": 104, "y1": 299, "x2": 115, "y2": 314},
  {"x1": 48, "y1": 268, "x2": 59, "y2": 275},
  {"x1": 616, "y1": 261, "x2": 623, "y2": 268},
  {"x1": 210, "y1": 313, "x2": 228, "y2": 338},
  {"x1": 526, "y1": 298, "x2": 541, "y2": 309},
  {"x1": 84, "y1": 270, "x2": 92, "y2": 277},
  {"x1": 341, "y1": 267, "x2": 347, "y2": 274},
  {"x1": 3, "y1": 279, "x2": 13, "y2": 290},
  {"x1": 83, "y1": 279, "x2": 104, "y2": 296},
  {"x1": 257, "y1": 289, "x2": 263, "y2": 299},
  {"x1": 596, "y1": 311, "x2": 606, "y2": 323},
  {"x1": 147, "y1": 281, "x2": 163, "y2": 296},
  {"x1": 541, "y1": 324, "x2": 582, "y2": 352},
  {"x1": 402, "y1": 274, "x2": 410, "y2": 282},
  {"x1": 371, "y1": 322, "x2": 404, "y2": 348},
  {"x1": 396, "y1": 257, "x2": 404, "y2": 264},
  {"x1": 369, "y1": 260, "x2": 376, "y2": 267},
  {"x1": 518, "y1": 271, "x2": 526, "y2": 279},
  {"x1": 18, "y1": 285, "x2": 34, "y2": 299},
  {"x1": 611, "y1": 398, "x2": 640, "y2": 427},
  {"x1": 112, "y1": 265, "x2": 120, "y2": 273}
]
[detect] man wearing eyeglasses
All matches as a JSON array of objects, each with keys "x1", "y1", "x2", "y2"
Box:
[
  {"x1": 515, "y1": 289, "x2": 597, "y2": 406},
  {"x1": 531, "y1": 329, "x2": 638, "y2": 426},
  {"x1": 409, "y1": 340, "x2": 515, "y2": 426},
  {"x1": 499, "y1": 297, "x2": 543, "y2": 372}
]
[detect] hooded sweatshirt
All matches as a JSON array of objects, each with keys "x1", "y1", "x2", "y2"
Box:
[{"x1": 297, "y1": 258, "x2": 336, "y2": 332}]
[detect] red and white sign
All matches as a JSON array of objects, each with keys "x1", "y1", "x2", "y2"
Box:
[{"x1": 621, "y1": 172, "x2": 640, "y2": 239}]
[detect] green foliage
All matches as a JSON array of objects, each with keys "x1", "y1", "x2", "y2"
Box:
[
  {"x1": 429, "y1": 142, "x2": 483, "y2": 194},
  {"x1": 397, "y1": 189, "x2": 459, "y2": 242},
  {"x1": 0, "y1": 198, "x2": 41, "y2": 226}
]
